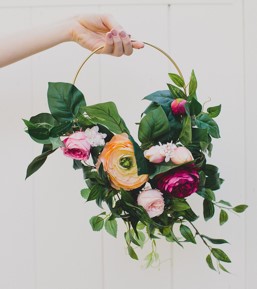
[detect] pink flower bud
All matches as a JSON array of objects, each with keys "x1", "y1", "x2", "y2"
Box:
[
  {"x1": 144, "y1": 145, "x2": 165, "y2": 163},
  {"x1": 171, "y1": 98, "x2": 187, "y2": 116},
  {"x1": 170, "y1": 147, "x2": 194, "y2": 165},
  {"x1": 137, "y1": 189, "x2": 165, "y2": 218}
]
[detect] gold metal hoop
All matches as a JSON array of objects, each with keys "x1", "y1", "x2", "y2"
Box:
[{"x1": 72, "y1": 41, "x2": 185, "y2": 92}]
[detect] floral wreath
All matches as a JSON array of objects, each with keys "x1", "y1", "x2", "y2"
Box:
[{"x1": 24, "y1": 42, "x2": 247, "y2": 272}]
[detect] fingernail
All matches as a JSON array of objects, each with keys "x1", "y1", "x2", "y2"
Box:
[
  {"x1": 107, "y1": 32, "x2": 113, "y2": 39},
  {"x1": 111, "y1": 30, "x2": 118, "y2": 36},
  {"x1": 119, "y1": 31, "x2": 127, "y2": 38}
]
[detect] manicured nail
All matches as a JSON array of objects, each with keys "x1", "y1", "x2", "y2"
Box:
[
  {"x1": 111, "y1": 30, "x2": 118, "y2": 36},
  {"x1": 107, "y1": 32, "x2": 113, "y2": 39},
  {"x1": 119, "y1": 31, "x2": 127, "y2": 38}
]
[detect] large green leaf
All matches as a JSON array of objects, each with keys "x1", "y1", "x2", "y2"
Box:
[
  {"x1": 179, "y1": 115, "x2": 192, "y2": 145},
  {"x1": 196, "y1": 113, "x2": 220, "y2": 138},
  {"x1": 143, "y1": 90, "x2": 173, "y2": 105},
  {"x1": 49, "y1": 121, "x2": 73, "y2": 137},
  {"x1": 129, "y1": 135, "x2": 149, "y2": 175},
  {"x1": 26, "y1": 148, "x2": 56, "y2": 179},
  {"x1": 48, "y1": 82, "x2": 86, "y2": 122},
  {"x1": 82, "y1": 102, "x2": 129, "y2": 134},
  {"x1": 138, "y1": 106, "x2": 170, "y2": 147}
]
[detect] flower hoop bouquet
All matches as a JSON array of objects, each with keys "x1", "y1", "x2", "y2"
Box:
[{"x1": 24, "y1": 43, "x2": 247, "y2": 272}]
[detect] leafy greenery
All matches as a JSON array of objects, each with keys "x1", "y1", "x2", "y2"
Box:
[{"x1": 24, "y1": 65, "x2": 247, "y2": 273}]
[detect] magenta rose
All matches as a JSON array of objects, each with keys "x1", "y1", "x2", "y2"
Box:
[
  {"x1": 154, "y1": 167, "x2": 199, "y2": 198},
  {"x1": 171, "y1": 98, "x2": 187, "y2": 116},
  {"x1": 61, "y1": 131, "x2": 91, "y2": 161}
]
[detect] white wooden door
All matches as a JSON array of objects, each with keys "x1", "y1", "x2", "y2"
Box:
[{"x1": 0, "y1": 1, "x2": 256, "y2": 288}]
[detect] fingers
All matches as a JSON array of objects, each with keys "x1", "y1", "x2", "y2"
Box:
[{"x1": 102, "y1": 29, "x2": 143, "y2": 57}]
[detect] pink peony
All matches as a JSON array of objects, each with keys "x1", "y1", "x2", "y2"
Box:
[
  {"x1": 144, "y1": 145, "x2": 165, "y2": 163},
  {"x1": 61, "y1": 131, "x2": 91, "y2": 161},
  {"x1": 170, "y1": 147, "x2": 194, "y2": 165},
  {"x1": 155, "y1": 167, "x2": 199, "y2": 198},
  {"x1": 171, "y1": 98, "x2": 187, "y2": 116},
  {"x1": 137, "y1": 189, "x2": 165, "y2": 218}
]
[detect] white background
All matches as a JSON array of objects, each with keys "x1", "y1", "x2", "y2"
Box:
[{"x1": 0, "y1": 0, "x2": 256, "y2": 288}]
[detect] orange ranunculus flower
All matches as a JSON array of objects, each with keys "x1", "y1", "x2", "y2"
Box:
[{"x1": 97, "y1": 133, "x2": 149, "y2": 191}]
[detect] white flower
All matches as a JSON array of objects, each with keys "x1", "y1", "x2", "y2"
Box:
[
  {"x1": 84, "y1": 126, "x2": 107, "y2": 147},
  {"x1": 159, "y1": 142, "x2": 177, "y2": 162}
]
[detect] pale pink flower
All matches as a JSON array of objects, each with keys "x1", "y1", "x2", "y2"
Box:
[
  {"x1": 137, "y1": 189, "x2": 165, "y2": 218},
  {"x1": 144, "y1": 145, "x2": 165, "y2": 163},
  {"x1": 170, "y1": 147, "x2": 194, "y2": 165}
]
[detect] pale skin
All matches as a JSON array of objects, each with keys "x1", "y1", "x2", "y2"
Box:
[{"x1": 0, "y1": 14, "x2": 144, "y2": 68}]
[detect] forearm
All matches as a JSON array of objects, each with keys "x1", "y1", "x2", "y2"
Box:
[{"x1": 0, "y1": 18, "x2": 73, "y2": 68}]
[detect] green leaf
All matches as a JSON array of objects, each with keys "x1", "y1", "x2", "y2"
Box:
[
  {"x1": 30, "y1": 113, "x2": 58, "y2": 127},
  {"x1": 203, "y1": 199, "x2": 215, "y2": 221},
  {"x1": 171, "y1": 198, "x2": 190, "y2": 212},
  {"x1": 27, "y1": 127, "x2": 50, "y2": 141},
  {"x1": 179, "y1": 115, "x2": 192, "y2": 146},
  {"x1": 211, "y1": 248, "x2": 231, "y2": 263},
  {"x1": 232, "y1": 204, "x2": 248, "y2": 213},
  {"x1": 144, "y1": 251, "x2": 159, "y2": 268},
  {"x1": 207, "y1": 105, "x2": 222, "y2": 118},
  {"x1": 138, "y1": 106, "x2": 170, "y2": 146},
  {"x1": 219, "y1": 263, "x2": 230, "y2": 273},
  {"x1": 129, "y1": 135, "x2": 149, "y2": 175},
  {"x1": 149, "y1": 161, "x2": 181, "y2": 179},
  {"x1": 48, "y1": 82, "x2": 86, "y2": 122},
  {"x1": 81, "y1": 188, "x2": 90, "y2": 200},
  {"x1": 218, "y1": 200, "x2": 232, "y2": 207},
  {"x1": 180, "y1": 208, "x2": 199, "y2": 222},
  {"x1": 105, "y1": 218, "x2": 118, "y2": 238},
  {"x1": 167, "y1": 83, "x2": 187, "y2": 99},
  {"x1": 87, "y1": 184, "x2": 107, "y2": 203},
  {"x1": 168, "y1": 73, "x2": 185, "y2": 88},
  {"x1": 127, "y1": 245, "x2": 138, "y2": 260},
  {"x1": 180, "y1": 224, "x2": 196, "y2": 244},
  {"x1": 197, "y1": 188, "x2": 216, "y2": 201},
  {"x1": 206, "y1": 254, "x2": 216, "y2": 271},
  {"x1": 49, "y1": 137, "x2": 63, "y2": 150},
  {"x1": 89, "y1": 216, "x2": 104, "y2": 231},
  {"x1": 144, "y1": 90, "x2": 173, "y2": 105},
  {"x1": 26, "y1": 149, "x2": 56, "y2": 179},
  {"x1": 82, "y1": 102, "x2": 129, "y2": 134},
  {"x1": 190, "y1": 97, "x2": 202, "y2": 116},
  {"x1": 219, "y1": 209, "x2": 229, "y2": 226},
  {"x1": 201, "y1": 235, "x2": 229, "y2": 245},
  {"x1": 196, "y1": 113, "x2": 220, "y2": 138},
  {"x1": 189, "y1": 70, "x2": 197, "y2": 96},
  {"x1": 49, "y1": 121, "x2": 73, "y2": 137}
]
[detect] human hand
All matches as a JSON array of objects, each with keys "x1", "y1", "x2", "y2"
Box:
[{"x1": 70, "y1": 14, "x2": 144, "y2": 56}]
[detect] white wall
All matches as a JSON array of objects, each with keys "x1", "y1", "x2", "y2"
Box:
[{"x1": 0, "y1": 0, "x2": 256, "y2": 288}]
